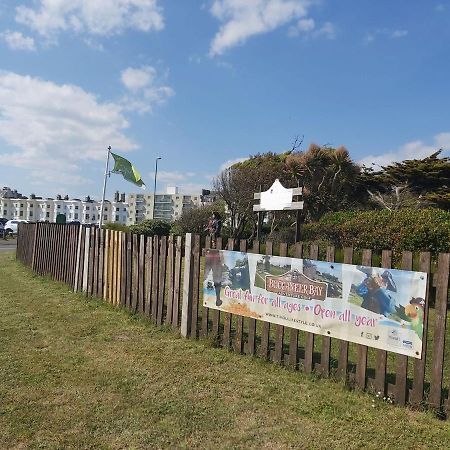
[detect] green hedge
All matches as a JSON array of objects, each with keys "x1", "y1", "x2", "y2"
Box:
[{"x1": 302, "y1": 208, "x2": 450, "y2": 253}]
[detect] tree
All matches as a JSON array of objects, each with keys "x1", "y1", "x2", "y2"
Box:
[
  {"x1": 214, "y1": 152, "x2": 293, "y2": 239},
  {"x1": 285, "y1": 144, "x2": 366, "y2": 221},
  {"x1": 170, "y1": 202, "x2": 225, "y2": 236},
  {"x1": 361, "y1": 150, "x2": 450, "y2": 210},
  {"x1": 129, "y1": 219, "x2": 171, "y2": 237}
]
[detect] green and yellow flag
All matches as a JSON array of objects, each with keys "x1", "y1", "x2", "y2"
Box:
[{"x1": 110, "y1": 152, "x2": 145, "y2": 188}]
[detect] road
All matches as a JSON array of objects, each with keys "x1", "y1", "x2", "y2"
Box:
[{"x1": 0, "y1": 238, "x2": 17, "y2": 252}]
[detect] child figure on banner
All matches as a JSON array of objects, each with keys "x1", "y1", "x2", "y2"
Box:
[
  {"x1": 205, "y1": 249, "x2": 224, "y2": 307},
  {"x1": 356, "y1": 268, "x2": 397, "y2": 317}
]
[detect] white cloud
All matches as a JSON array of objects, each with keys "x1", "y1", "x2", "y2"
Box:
[
  {"x1": 15, "y1": 0, "x2": 164, "y2": 41},
  {"x1": 209, "y1": 0, "x2": 315, "y2": 56},
  {"x1": 120, "y1": 66, "x2": 175, "y2": 113},
  {"x1": 359, "y1": 133, "x2": 450, "y2": 168},
  {"x1": 0, "y1": 71, "x2": 137, "y2": 189},
  {"x1": 364, "y1": 28, "x2": 408, "y2": 43},
  {"x1": 391, "y1": 29, "x2": 408, "y2": 38},
  {"x1": 288, "y1": 18, "x2": 336, "y2": 39},
  {"x1": 1, "y1": 30, "x2": 35, "y2": 51},
  {"x1": 121, "y1": 66, "x2": 156, "y2": 91},
  {"x1": 219, "y1": 157, "x2": 248, "y2": 172}
]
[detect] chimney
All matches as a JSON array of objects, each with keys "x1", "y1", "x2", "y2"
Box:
[
  {"x1": 64, "y1": 194, "x2": 69, "y2": 200},
  {"x1": 56, "y1": 194, "x2": 62, "y2": 200}
]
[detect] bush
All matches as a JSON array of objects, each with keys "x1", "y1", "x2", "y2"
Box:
[
  {"x1": 103, "y1": 222, "x2": 130, "y2": 232},
  {"x1": 129, "y1": 219, "x2": 171, "y2": 237},
  {"x1": 302, "y1": 208, "x2": 450, "y2": 253}
]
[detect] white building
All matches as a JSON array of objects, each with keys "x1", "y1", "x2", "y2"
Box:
[
  {"x1": 127, "y1": 187, "x2": 202, "y2": 224},
  {"x1": 0, "y1": 189, "x2": 128, "y2": 225}
]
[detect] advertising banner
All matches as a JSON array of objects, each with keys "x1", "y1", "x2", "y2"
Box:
[{"x1": 203, "y1": 250, "x2": 428, "y2": 358}]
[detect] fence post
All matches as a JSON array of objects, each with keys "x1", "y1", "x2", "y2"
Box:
[
  {"x1": 31, "y1": 223, "x2": 39, "y2": 271},
  {"x1": 181, "y1": 233, "x2": 194, "y2": 338},
  {"x1": 74, "y1": 225, "x2": 83, "y2": 292}
]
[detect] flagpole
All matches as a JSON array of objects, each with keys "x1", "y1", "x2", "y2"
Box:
[{"x1": 99, "y1": 145, "x2": 111, "y2": 229}]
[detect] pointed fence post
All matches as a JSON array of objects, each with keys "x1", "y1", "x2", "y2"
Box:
[{"x1": 181, "y1": 233, "x2": 194, "y2": 337}]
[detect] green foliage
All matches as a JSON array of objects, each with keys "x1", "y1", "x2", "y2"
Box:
[
  {"x1": 171, "y1": 202, "x2": 226, "y2": 236},
  {"x1": 129, "y1": 219, "x2": 171, "y2": 237},
  {"x1": 103, "y1": 222, "x2": 130, "y2": 232},
  {"x1": 302, "y1": 208, "x2": 450, "y2": 253}
]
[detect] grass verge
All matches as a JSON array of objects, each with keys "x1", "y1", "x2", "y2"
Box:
[{"x1": 1, "y1": 252, "x2": 449, "y2": 449}]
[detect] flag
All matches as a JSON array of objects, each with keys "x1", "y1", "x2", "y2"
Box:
[{"x1": 110, "y1": 152, "x2": 146, "y2": 188}]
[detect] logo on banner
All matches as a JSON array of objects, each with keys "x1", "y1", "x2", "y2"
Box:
[{"x1": 265, "y1": 270, "x2": 327, "y2": 301}]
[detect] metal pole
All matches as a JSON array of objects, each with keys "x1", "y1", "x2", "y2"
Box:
[
  {"x1": 99, "y1": 146, "x2": 111, "y2": 229},
  {"x1": 153, "y1": 157, "x2": 161, "y2": 220}
]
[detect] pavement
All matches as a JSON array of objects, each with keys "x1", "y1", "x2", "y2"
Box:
[{"x1": 0, "y1": 237, "x2": 17, "y2": 252}]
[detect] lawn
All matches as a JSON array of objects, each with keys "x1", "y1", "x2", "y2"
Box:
[{"x1": 1, "y1": 251, "x2": 449, "y2": 449}]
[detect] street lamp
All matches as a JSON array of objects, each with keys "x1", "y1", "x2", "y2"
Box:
[{"x1": 153, "y1": 157, "x2": 162, "y2": 219}]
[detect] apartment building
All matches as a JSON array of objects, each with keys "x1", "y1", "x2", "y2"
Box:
[
  {"x1": 0, "y1": 188, "x2": 128, "y2": 225},
  {"x1": 127, "y1": 187, "x2": 202, "y2": 224}
]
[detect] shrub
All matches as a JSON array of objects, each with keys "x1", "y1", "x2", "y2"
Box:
[
  {"x1": 302, "y1": 208, "x2": 450, "y2": 254},
  {"x1": 103, "y1": 222, "x2": 129, "y2": 232},
  {"x1": 129, "y1": 219, "x2": 171, "y2": 237}
]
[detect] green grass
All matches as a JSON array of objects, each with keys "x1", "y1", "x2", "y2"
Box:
[{"x1": 1, "y1": 252, "x2": 450, "y2": 449}]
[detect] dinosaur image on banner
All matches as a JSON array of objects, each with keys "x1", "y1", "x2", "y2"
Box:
[{"x1": 203, "y1": 249, "x2": 428, "y2": 359}]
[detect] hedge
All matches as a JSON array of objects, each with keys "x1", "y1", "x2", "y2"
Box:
[{"x1": 302, "y1": 208, "x2": 450, "y2": 253}]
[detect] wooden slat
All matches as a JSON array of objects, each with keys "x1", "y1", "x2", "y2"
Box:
[
  {"x1": 165, "y1": 235, "x2": 175, "y2": 325},
  {"x1": 355, "y1": 249, "x2": 372, "y2": 389},
  {"x1": 246, "y1": 240, "x2": 259, "y2": 356},
  {"x1": 304, "y1": 244, "x2": 319, "y2": 374},
  {"x1": 115, "y1": 231, "x2": 121, "y2": 306},
  {"x1": 157, "y1": 236, "x2": 168, "y2": 326},
  {"x1": 98, "y1": 229, "x2": 104, "y2": 299},
  {"x1": 223, "y1": 238, "x2": 235, "y2": 349},
  {"x1": 138, "y1": 235, "x2": 146, "y2": 314},
  {"x1": 211, "y1": 237, "x2": 223, "y2": 339},
  {"x1": 120, "y1": 232, "x2": 127, "y2": 307},
  {"x1": 125, "y1": 233, "x2": 132, "y2": 310},
  {"x1": 172, "y1": 236, "x2": 182, "y2": 329},
  {"x1": 369, "y1": 250, "x2": 392, "y2": 395},
  {"x1": 319, "y1": 246, "x2": 334, "y2": 376},
  {"x1": 131, "y1": 234, "x2": 139, "y2": 313},
  {"x1": 201, "y1": 237, "x2": 211, "y2": 337},
  {"x1": 151, "y1": 236, "x2": 160, "y2": 321},
  {"x1": 190, "y1": 235, "x2": 201, "y2": 337},
  {"x1": 234, "y1": 239, "x2": 246, "y2": 353},
  {"x1": 410, "y1": 252, "x2": 431, "y2": 407},
  {"x1": 336, "y1": 247, "x2": 353, "y2": 379},
  {"x1": 144, "y1": 237, "x2": 153, "y2": 316},
  {"x1": 273, "y1": 242, "x2": 288, "y2": 365},
  {"x1": 429, "y1": 253, "x2": 450, "y2": 410},
  {"x1": 260, "y1": 241, "x2": 273, "y2": 360},
  {"x1": 288, "y1": 242, "x2": 302, "y2": 369},
  {"x1": 395, "y1": 251, "x2": 413, "y2": 406},
  {"x1": 93, "y1": 227, "x2": 99, "y2": 297}
]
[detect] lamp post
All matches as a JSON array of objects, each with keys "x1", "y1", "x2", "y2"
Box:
[{"x1": 153, "y1": 157, "x2": 162, "y2": 219}]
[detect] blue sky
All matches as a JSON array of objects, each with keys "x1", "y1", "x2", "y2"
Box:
[{"x1": 0, "y1": 0, "x2": 449, "y2": 199}]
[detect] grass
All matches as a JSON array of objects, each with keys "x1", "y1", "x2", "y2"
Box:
[{"x1": 1, "y1": 251, "x2": 450, "y2": 449}]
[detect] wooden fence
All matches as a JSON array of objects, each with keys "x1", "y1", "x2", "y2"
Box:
[{"x1": 16, "y1": 222, "x2": 450, "y2": 418}]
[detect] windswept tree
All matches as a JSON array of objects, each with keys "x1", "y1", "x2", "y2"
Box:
[
  {"x1": 361, "y1": 150, "x2": 450, "y2": 210},
  {"x1": 285, "y1": 144, "x2": 366, "y2": 221}
]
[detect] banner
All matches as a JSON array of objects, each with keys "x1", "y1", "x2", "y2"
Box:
[{"x1": 203, "y1": 250, "x2": 428, "y2": 358}]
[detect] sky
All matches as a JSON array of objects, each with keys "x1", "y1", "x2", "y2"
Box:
[{"x1": 0, "y1": 0, "x2": 449, "y2": 200}]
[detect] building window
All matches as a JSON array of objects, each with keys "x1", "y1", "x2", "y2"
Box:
[
  {"x1": 74, "y1": 213, "x2": 78, "y2": 219},
  {"x1": 104, "y1": 215, "x2": 107, "y2": 220},
  {"x1": 75, "y1": 206, "x2": 79, "y2": 210},
  {"x1": 57, "y1": 205, "x2": 61, "y2": 209},
  {"x1": 19, "y1": 211, "x2": 23, "y2": 217},
  {"x1": 115, "y1": 215, "x2": 119, "y2": 221},
  {"x1": 85, "y1": 214, "x2": 90, "y2": 220},
  {"x1": 116, "y1": 207, "x2": 119, "y2": 212},
  {"x1": 20, "y1": 203, "x2": 24, "y2": 207},
  {"x1": 30, "y1": 204, "x2": 33, "y2": 208},
  {"x1": 47, "y1": 204, "x2": 50, "y2": 208},
  {"x1": 105, "y1": 207, "x2": 108, "y2": 212},
  {"x1": 46, "y1": 212, "x2": 50, "y2": 218},
  {"x1": 86, "y1": 206, "x2": 90, "y2": 210},
  {"x1": 92, "y1": 215, "x2": 95, "y2": 220}
]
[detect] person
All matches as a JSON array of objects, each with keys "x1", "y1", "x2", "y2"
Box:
[
  {"x1": 206, "y1": 211, "x2": 222, "y2": 248},
  {"x1": 356, "y1": 268, "x2": 397, "y2": 316},
  {"x1": 204, "y1": 249, "x2": 224, "y2": 306}
]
